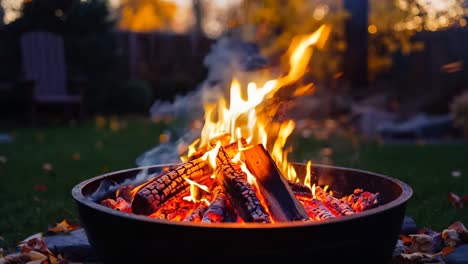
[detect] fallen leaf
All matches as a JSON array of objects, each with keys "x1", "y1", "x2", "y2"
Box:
[
  {"x1": 2, "y1": 233, "x2": 65, "y2": 264},
  {"x1": 442, "y1": 246, "x2": 456, "y2": 256},
  {"x1": 400, "y1": 251, "x2": 442, "y2": 261},
  {"x1": 42, "y1": 163, "x2": 53, "y2": 172},
  {"x1": 448, "y1": 192, "x2": 463, "y2": 208},
  {"x1": 71, "y1": 153, "x2": 81, "y2": 161},
  {"x1": 95, "y1": 115, "x2": 106, "y2": 129},
  {"x1": 446, "y1": 221, "x2": 468, "y2": 243},
  {"x1": 109, "y1": 117, "x2": 120, "y2": 132},
  {"x1": 399, "y1": 234, "x2": 413, "y2": 244},
  {"x1": 17, "y1": 233, "x2": 52, "y2": 256},
  {"x1": 34, "y1": 184, "x2": 48, "y2": 192},
  {"x1": 451, "y1": 170, "x2": 461, "y2": 178},
  {"x1": 47, "y1": 219, "x2": 80, "y2": 234},
  {"x1": 442, "y1": 229, "x2": 461, "y2": 247}
]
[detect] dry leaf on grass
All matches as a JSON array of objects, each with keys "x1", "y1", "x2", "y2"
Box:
[
  {"x1": 34, "y1": 184, "x2": 48, "y2": 192},
  {"x1": 47, "y1": 219, "x2": 80, "y2": 234},
  {"x1": 448, "y1": 192, "x2": 463, "y2": 208},
  {"x1": 1, "y1": 233, "x2": 67, "y2": 264},
  {"x1": 71, "y1": 153, "x2": 80, "y2": 161},
  {"x1": 41, "y1": 163, "x2": 53, "y2": 173}
]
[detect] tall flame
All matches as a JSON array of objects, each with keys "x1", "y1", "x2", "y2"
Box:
[{"x1": 188, "y1": 25, "x2": 331, "y2": 181}]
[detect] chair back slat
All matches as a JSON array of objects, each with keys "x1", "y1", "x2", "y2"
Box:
[{"x1": 20, "y1": 31, "x2": 67, "y2": 99}]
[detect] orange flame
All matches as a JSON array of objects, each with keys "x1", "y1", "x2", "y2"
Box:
[
  {"x1": 188, "y1": 25, "x2": 331, "y2": 181},
  {"x1": 182, "y1": 178, "x2": 210, "y2": 205}
]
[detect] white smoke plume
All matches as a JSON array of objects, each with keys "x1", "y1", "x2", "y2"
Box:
[{"x1": 136, "y1": 36, "x2": 268, "y2": 166}]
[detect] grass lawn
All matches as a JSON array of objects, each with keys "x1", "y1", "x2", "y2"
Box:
[{"x1": 1, "y1": 116, "x2": 467, "y2": 250}]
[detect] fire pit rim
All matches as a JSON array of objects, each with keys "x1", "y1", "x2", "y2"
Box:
[{"x1": 72, "y1": 162, "x2": 412, "y2": 229}]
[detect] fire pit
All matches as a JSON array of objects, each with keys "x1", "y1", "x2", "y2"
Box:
[
  {"x1": 73, "y1": 26, "x2": 412, "y2": 262},
  {"x1": 72, "y1": 162, "x2": 412, "y2": 263}
]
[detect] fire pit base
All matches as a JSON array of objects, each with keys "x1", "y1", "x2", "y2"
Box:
[{"x1": 72, "y1": 163, "x2": 412, "y2": 263}]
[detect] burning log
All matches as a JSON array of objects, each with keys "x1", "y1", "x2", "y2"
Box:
[
  {"x1": 100, "y1": 197, "x2": 132, "y2": 213},
  {"x1": 114, "y1": 197, "x2": 132, "y2": 213},
  {"x1": 183, "y1": 203, "x2": 208, "y2": 222},
  {"x1": 287, "y1": 180, "x2": 312, "y2": 197},
  {"x1": 341, "y1": 188, "x2": 380, "y2": 212},
  {"x1": 215, "y1": 146, "x2": 271, "y2": 223},
  {"x1": 132, "y1": 158, "x2": 212, "y2": 215},
  {"x1": 201, "y1": 186, "x2": 228, "y2": 223},
  {"x1": 115, "y1": 185, "x2": 134, "y2": 202},
  {"x1": 188, "y1": 133, "x2": 231, "y2": 160},
  {"x1": 314, "y1": 186, "x2": 355, "y2": 216},
  {"x1": 243, "y1": 144, "x2": 309, "y2": 222},
  {"x1": 101, "y1": 198, "x2": 116, "y2": 209},
  {"x1": 302, "y1": 198, "x2": 335, "y2": 221}
]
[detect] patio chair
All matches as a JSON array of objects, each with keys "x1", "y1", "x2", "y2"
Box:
[{"x1": 20, "y1": 31, "x2": 86, "y2": 122}]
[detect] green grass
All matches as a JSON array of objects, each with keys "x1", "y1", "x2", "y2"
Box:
[
  {"x1": 1, "y1": 118, "x2": 467, "y2": 251},
  {"x1": 0, "y1": 116, "x2": 170, "y2": 249},
  {"x1": 291, "y1": 135, "x2": 468, "y2": 231}
]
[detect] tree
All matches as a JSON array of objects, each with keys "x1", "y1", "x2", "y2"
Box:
[
  {"x1": 117, "y1": 0, "x2": 177, "y2": 32},
  {"x1": 238, "y1": 0, "x2": 348, "y2": 83}
]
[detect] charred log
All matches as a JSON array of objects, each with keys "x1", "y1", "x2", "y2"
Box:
[
  {"x1": 215, "y1": 146, "x2": 271, "y2": 223},
  {"x1": 341, "y1": 188, "x2": 380, "y2": 212},
  {"x1": 314, "y1": 186, "x2": 355, "y2": 216},
  {"x1": 114, "y1": 197, "x2": 132, "y2": 213},
  {"x1": 101, "y1": 198, "x2": 116, "y2": 209},
  {"x1": 201, "y1": 186, "x2": 228, "y2": 223},
  {"x1": 302, "y1": 198, "x2": 335, "y2": 221},
  {"x1": 243, "y1": 144, "x2": 309, "y2": 222},
  {"x1": 132, "y1": 158, "x2": 212, "y2": 215},
  {"x1": 183, "y1": 203, "x2": 208, "y2": 222},
  {"x1": 287, "y1": 180, "x2": 312, "y2": 197},
  {"x1": 115, "y1": 185, "x2": 134, "y2": 202}
]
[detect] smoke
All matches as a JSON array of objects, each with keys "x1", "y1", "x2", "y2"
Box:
[
  {"x1": 136, "y1": 36, "x2": 268, "y2": 166},
  {"x1": 89, "y1": 167, "x2": 156, "y2": 202}
]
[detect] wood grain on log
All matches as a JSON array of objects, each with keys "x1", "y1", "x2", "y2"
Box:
[
  {"x1": 243, "y1": 144, "x2": 309, "y2": 222},
  {"x1": 183, "y1": 203, "x2": 208, "y2": 222},
  {"x1": 341, "y1": 188, "x2": 380, "y2": 212},
  {"x1": 201, "y1": 186, "x2": 228, "y2": 223},
  {"x1": 215, "y1": 147, "x2": 271, "y2": 223},
  {"x1": 132, "y1": 158, "x2": 212, "y2": 215},
  {"x1": 302, "y1": 198, "x2": 335, "y2": 221},
  {"x1": 314, "y1": 186, "x2": 355, "y2": 216}
]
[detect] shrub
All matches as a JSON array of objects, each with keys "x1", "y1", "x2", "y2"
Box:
[{"x1": 113, "y1": 79, "x2": 154, "y2": 114}]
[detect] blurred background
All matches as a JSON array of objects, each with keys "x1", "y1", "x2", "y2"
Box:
[{"x1": 0, "y1": 0, "x2": 468, "y2": 252}]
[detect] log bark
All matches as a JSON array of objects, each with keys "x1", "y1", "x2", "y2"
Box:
[
  {"x1": 183, "y1": 203, "x2": 208, "y2": 222},
  {"x1": 341, "y1": 188, "x2": 380, "y2": 212},
  {"x1": 243, "y1": 144, "x2": 309, "y2": 222},
  {"x1": 215, "y1": 146, "x2": 271, "y2": 223},
  {"x1": 314, "y1": 186, "x2": 355, "y2": 216},
  {"x1": 287, "y1": 180, "x2": 312, "y2": 197},
  {"x1": 132, "y1": 158, "x2": 212, "y2": 215},
  {"x1": 201, "y1": 186, "x2": 228, "y2": 223},
  {"x1": 302, "y1": 198, "x2": 335, "y2": 221}
]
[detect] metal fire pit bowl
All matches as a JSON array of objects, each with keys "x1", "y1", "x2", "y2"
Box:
[{"x1": 72, "y1": 163, "x2": 412, "y2": 263}]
